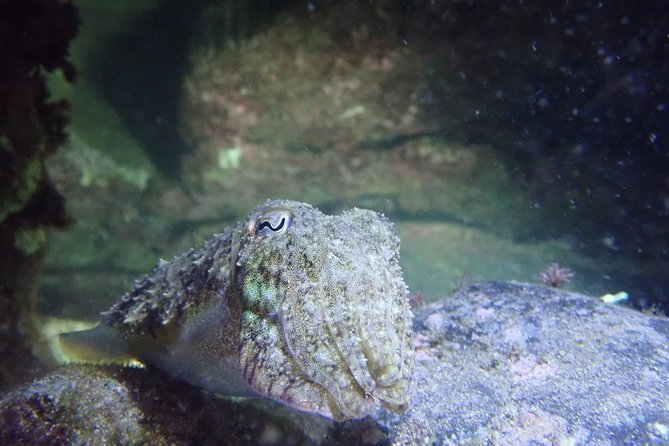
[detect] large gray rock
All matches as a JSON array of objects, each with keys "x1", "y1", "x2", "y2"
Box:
[
  {"x1": 387, "y1": 281, "x2": 669, "y2": 445},
  {"x1": 2, "y1": 282, "x2": 668, "y2": 445}
]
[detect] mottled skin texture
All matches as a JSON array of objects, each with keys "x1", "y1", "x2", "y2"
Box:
[{"x1": 61, "y1": 200, "x2": 414, "y2": 421}]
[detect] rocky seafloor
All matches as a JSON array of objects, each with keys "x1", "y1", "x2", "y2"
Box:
[{"x1": 2, "y1": 282, "x2": 667, "y2": 445}]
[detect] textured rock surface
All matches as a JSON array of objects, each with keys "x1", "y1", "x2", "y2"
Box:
[
  {"x1": 2, "y1": 281, "x2": 667, "y2": 445},
  {"x1": 385, "y1": 281, "x2": 669, "y2": 445}
]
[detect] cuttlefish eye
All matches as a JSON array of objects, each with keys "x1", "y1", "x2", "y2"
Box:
[{"x1": 255, "y1": 209, "x2": 293, "y2": 237}]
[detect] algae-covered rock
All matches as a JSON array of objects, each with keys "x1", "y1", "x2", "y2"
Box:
[
  {"x1": 2, "y1": 282, "x2": 667, "y2": 444},
  {"x1": 0, "y1": 0, "x2": 79, "y2": 387}
]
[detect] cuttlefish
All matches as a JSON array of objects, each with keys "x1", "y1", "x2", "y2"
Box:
[{"x1": 59, "y1": 200, "x2": 414, "y2": 421}]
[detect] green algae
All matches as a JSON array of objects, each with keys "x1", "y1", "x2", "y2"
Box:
[
  {"x1": 0, "y1": 156, "x2": 42, "y2": 222},
  {"x1": 14, "y1": 227, "x2": 48, "y2": 256}
]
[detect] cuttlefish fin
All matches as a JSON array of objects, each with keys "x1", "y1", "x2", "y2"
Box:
[{"x1": 58, "y1": 325, "x2": 138, "y2": 365}]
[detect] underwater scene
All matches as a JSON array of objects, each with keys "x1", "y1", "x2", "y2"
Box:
[{"x1": 1, "y1": 0, "x2": 668, "y2": 444}]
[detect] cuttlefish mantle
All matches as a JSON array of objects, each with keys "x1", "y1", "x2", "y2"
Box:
[{"x1": 59, "y1": 199, "x2": 415, "y2": 421}]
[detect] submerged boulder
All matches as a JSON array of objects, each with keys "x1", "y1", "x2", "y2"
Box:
[
  {"x1": 387, "y1": 281, "x2": 669, "y2": 445},
  {"x1": 1, "y1": 281, "x2": 667, "y2": 445}
]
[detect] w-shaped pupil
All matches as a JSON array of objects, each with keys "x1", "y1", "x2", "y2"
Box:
[{"x1": 259, "y1": 217, "x2": 285, "y2": 232}]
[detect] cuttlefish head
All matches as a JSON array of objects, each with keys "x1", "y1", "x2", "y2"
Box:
[{"x1": 234, "y1": 199, "x2": 414, "y2": 421}]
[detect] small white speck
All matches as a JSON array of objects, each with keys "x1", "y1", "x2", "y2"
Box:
[{"x1": 601, "y1": 291, "x2": 629, "y2": 304}]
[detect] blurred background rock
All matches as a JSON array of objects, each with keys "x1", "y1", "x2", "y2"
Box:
[{"x1": 37, "y1": 0, "x2": 669, "y2": 325}]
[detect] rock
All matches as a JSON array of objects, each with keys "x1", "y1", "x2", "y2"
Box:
[
  {"x1": 0, "y1": 0, "x2": 79, "y2": 387},
  {"x1": 386, "y1": 281, "x2": 669, "y2": 445},
  {"x1": 0, "y1": 366, "x2": 343, "y2": 446},
  {"x1": 2, "y1": 282, "x2": 667, "y2": 445},
  {"x1": 176, "y1": 3, "x2": 536, "y2": 234}
]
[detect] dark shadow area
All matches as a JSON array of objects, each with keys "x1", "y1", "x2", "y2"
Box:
[
  {"x1": 301, "y1": 0, "x2": 669, "y2": 312},
  {"x1": 419, "y1": 0, "x2": 669, "y2": 313},
  {"x1": 403, "y1": 1, "x2": 669, "y2": 260},
  {"x1": 85, "y1": 0, "x2": 297, "y2": 178},
  {"x1": 85, "y1": 0, "x2": 208, "y2": 178}
]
